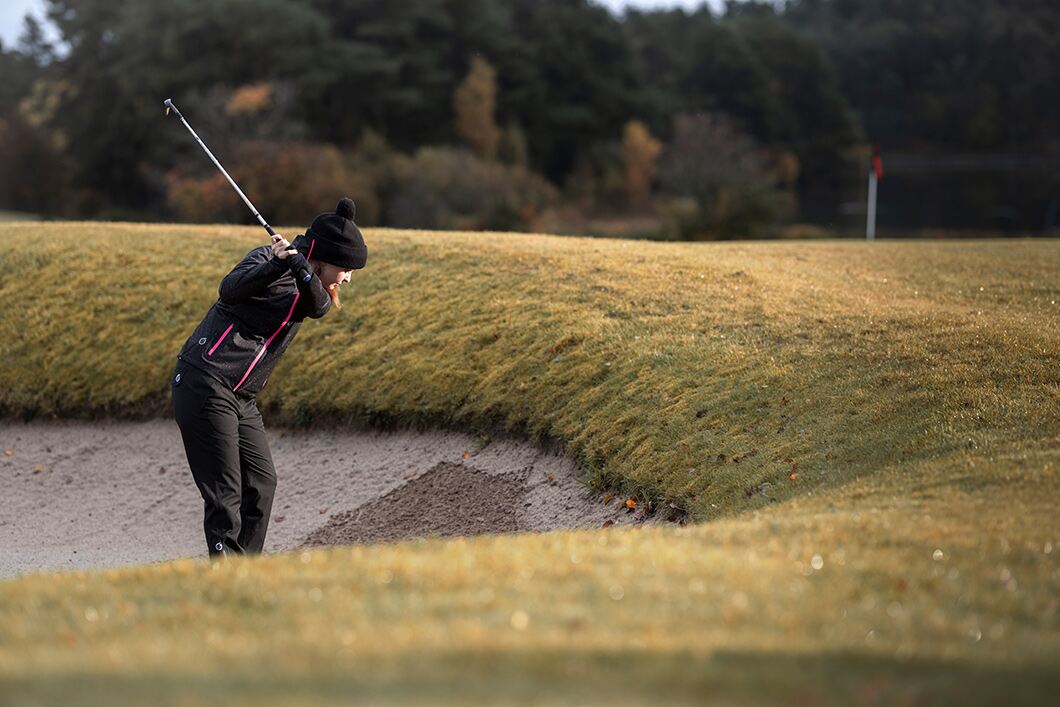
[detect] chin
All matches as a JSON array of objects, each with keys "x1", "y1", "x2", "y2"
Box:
[{"x1": 327, "y1": 284, "x2": 342, "y2": 309}]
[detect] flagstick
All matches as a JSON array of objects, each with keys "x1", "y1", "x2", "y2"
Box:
[{"x1": 866, "y1": 169, "x2": 878, "y2": 240}]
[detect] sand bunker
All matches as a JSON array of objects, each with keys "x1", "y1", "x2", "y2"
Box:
[{"x1": 0, "y1": 419, "x2": 645, "y2": 579}]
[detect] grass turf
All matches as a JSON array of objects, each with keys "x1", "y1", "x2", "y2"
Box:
[{"x1": 0, "y1": 223, "x2": 1057, "y2": 704}]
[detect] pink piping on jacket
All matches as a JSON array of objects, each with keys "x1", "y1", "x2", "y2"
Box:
[
  {"x1": 232, "y1": 292, "x2": 300, "y2": 392},
  {"x1": 207, "y1": 323, "x2": 234, "y2": 356}
]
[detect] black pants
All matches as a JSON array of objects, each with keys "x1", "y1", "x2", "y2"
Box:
[{"x1": 171, "y1": 358, "x2": 277, "y2": 557}]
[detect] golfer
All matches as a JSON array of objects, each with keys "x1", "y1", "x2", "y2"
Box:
[{"x1": 171, "y1": 198, "x2": 367, "y2": 558}]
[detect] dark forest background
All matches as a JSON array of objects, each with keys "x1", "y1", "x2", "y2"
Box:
[{"x1": 1, "y1": 0, "x2": 1058, "y2": 238}]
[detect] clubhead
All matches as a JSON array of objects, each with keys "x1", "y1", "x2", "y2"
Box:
[{"x1": 163, "y1": 98, "x2": 173, "y2": 116}]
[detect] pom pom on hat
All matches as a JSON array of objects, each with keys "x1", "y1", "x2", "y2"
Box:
[{"x1": 335, "y1": 197, "x2": 356, "y2": 221}]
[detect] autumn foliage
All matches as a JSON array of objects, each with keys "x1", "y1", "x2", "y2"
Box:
[
  {"x1": 453, "y1": 56, "x2": 502, "y2": 162},
  {"x1": 621, "y1": 120, "x2": 662, "y2": 206},
  {"x1": 165, "y1": 140, "x2": 378, "y2": 227}
]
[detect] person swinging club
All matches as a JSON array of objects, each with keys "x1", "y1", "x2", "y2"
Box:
[{"x1": 171, "y1": 198, "x2": 367, "y2": 558}]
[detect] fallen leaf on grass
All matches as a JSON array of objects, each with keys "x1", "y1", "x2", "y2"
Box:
[
  {"x1": 601, "y1": 519, "x2": 614, "y2": 528},
  {"x1": 625, "y1": 498, "x2": 637, "y2": 509},
  {"x1": 3, "y1": 450, "x2": 12, "y2": 456},
  {"x1": 789, "y1": 471, "x2": 800, "y2": 481},
  {"x1": 33, "y1": 464, "x2": 43, "y2": 474},
  {"x1": 462, "y1": 450, "x2": 470, "y2": 459}
]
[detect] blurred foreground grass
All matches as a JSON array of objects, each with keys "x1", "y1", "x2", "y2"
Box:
[
  {"x1": 0, "y1": 223, "x2": 1056, "y2": 704},
  {"x1": 1, "y1": 475, "x2": 1056, "y2": 705}
]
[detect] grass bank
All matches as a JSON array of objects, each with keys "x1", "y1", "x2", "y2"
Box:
[{"x1": 0, "y1": 223, "x2": 1055, "y2": 519}]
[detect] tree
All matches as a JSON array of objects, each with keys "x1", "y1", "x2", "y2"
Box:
[
  {"x1": 16, "y1": 15, "x2": 56, "y2": 67},
  {"x1": 33, "y1": 0, "x2": 331, "y2": 216},
  {"x1": 299, "y1": 0, "x2": 464, "y2": 148},
  {"x1": 385, "y1": 146, "x2": 556, "y2": 231},
  {"x1": 623, "y1": 7, "x2": 859, "y2": 184},
  {"x1": 0, "y1": 30, "x2": 47, "y2": 122},
  {"x1": 659, "y1": 112, "x2": 793, "y2": 238},
  {"x1": 505, "y1": 0, "x2": 644, "y2": 180},
  {"x1": 453, "y1": 55, "x2": 501, "y2": 160},
  {"x1": 498, "y1": 121, "x2": 529, "y2": 167},
  {"x1": 0, "y1": 109, "x2": 73, "y2": 215},
  {"x1": 729, "y1": 13, "x2": 859, "y2": 184},
  {"x1": 783, "y1": 0, "x2": 1060, "y2": 152},
  {"x1": 621, "y1": 120, "x2": 662, "y2": 205}
]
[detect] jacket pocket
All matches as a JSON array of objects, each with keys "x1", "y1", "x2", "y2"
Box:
[
  {"x1": 205, "y1": 321, "x2": 236, "y2": 357},
  {"x1": 206, "y1": 325, "x2": 267, "y2": 381}
]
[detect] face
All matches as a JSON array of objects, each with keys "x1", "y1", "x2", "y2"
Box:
[{"x1": 313, "y1": 261, "x2": 353, "y2": 289}]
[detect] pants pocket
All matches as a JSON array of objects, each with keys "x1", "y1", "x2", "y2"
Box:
[{"x1": 172, "y1": 363, "x2": 211, "y2": 422}]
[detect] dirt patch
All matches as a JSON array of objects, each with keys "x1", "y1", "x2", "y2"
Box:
[{"x1": 302, "y1": 462, "x2": 527, "y2": 546}]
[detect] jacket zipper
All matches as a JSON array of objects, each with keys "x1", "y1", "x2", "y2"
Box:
[
  {"x1": 207, "y1": 322, "x2": 235, "y2": 356},
  {"x1": 233, "y1": 292, "x2": 300, "y2": 392}
]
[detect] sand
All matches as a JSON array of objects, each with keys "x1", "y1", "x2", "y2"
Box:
[{"x1": 0, "y1": 419, "x2": 649, "y2": 579}]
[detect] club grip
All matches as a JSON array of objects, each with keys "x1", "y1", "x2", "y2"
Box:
[{"x1": 285, "y1": 251, "x2": 314, "y2": 283}]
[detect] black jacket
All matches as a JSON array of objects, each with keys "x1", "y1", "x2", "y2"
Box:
[{"x1": 176, "y1": 245, "x2": 332, "y2": 396}]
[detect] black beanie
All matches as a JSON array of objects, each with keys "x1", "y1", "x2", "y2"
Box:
[{"x1": 296, "y1": 197, "x2": 368, "y2": 270}]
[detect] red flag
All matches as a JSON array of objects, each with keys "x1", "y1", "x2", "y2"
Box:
[{"x1": 871, "y1": 144, "x2": 884, "y2": 180}]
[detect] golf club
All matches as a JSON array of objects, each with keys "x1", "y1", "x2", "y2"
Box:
[{"x1": 163, "y1": 98, "x2": 312, "y2": 282}]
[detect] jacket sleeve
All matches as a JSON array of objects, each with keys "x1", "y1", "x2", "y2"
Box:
[
  {"x1": 218, "y1": 247, "x2": 288, "y2": 304},
  {"x1": 287, "y1": 251, "x2": 332, "y2": 319}
]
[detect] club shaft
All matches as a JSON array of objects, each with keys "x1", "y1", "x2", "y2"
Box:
[{"x1": 167, "y1": 102, "x2": 275, "y2": 237}]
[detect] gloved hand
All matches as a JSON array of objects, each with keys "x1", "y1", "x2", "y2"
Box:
[{"x1": 271, "y1": 233, "x2": 313, "y2": 282}]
